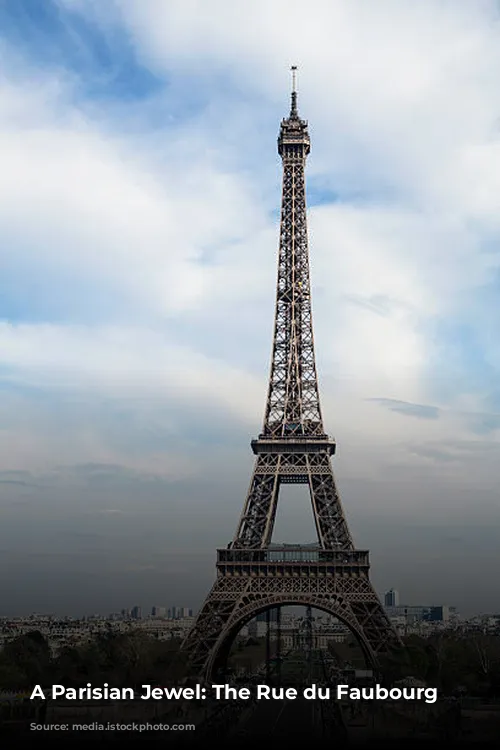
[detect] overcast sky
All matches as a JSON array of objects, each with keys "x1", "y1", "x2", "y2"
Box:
[{"x1": 1, "y1": 0, "x2": 500, "y2": 617}]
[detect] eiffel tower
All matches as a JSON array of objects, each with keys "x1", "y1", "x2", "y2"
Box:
[{"x1": 183, "y1": 68, "x2": 399, "y2": 681}]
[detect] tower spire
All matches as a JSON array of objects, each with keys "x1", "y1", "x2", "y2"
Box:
[{"x1": 290, "y1": 64, "x2": 298, "y2": 118}]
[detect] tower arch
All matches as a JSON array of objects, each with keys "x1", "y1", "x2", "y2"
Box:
[{"x1": 206, "y1": 594, "x2": 376, "y2": 682}]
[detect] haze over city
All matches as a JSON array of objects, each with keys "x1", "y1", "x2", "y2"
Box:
[{"x1": 1, "y1": 0, "x2": 500, "y2": 617}]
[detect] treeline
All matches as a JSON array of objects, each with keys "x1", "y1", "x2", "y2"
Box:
[
  {"x1": 0, "y1": 630, "x2": 187, "y2": 691},
  {"x1": 1, "y1": 629, "x2": 500, "y2": 697},
  {"x1": 379, "y1": 632, "x2": 500, "y2": 697}
]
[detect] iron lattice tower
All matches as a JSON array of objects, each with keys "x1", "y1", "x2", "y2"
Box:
[{"x1": 183, "y1": 69, "x2": 399, "y2": 680}]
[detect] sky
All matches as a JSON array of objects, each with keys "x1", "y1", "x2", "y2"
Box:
[{"x1": 1, "y1": 0, "x2": 500, "y2": 617}]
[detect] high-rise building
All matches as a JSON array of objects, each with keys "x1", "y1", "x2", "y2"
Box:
[
  {"x1": 131, "y1": 606, "x2": 142, "y2": 620},
  {"x1": 168, "y1": 606, "x2": 193, "y2": 619},
  {"x1": 384, "y1": 589, "x2": 399, "y2": 607},
  {"x1": 151, "y1": 606, "x2": 166, "y2": 617}
]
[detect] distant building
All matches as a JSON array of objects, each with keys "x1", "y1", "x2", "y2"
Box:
[
  {"x1": 151, "y1": 606, "x2": 166, "y2": 617},
  {"x1": 256, "y1": 610, "x2": 279, "y2": 622},
  {"x1": 168, "y1": 607, "x2": 193, "y2": 619},
  {"x1": 424, "y1": 606, "x2": 450, "y2": 622},
  {"x1": 131, "y1": 606, "x2": 142, "y2": 620},
  {"x1": 386, "y1": 605, "x2": 453, "y2": 623},
  {"x1": 384, "y1": 589, "x2": 399, "y2": 607}
]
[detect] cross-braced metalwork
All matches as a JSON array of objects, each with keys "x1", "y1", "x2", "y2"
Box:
[{"x1": 182, "y1": 69, "x2": 399, "y2": 680}]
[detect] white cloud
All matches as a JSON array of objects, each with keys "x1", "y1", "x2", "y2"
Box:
[
  {"x1": 0, "y1": 321, "x2": 264, "y2": 419},
  {"x1": 0, "y1": 100, "x2": 270, "y2": 318},
  {"x1": 4, "y1": 1, "x2": 500, "y2": 614},
  {"x1": 1, "y1": 0, "x2": 500, "y2": 500},
  {"x1": 103, "y1": 0, "x2": 500, "y2": 378}
]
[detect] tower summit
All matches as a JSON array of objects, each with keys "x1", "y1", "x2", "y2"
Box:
[
  {"x1": 182, "y1": 72, "x2": 399, "y2": 681},
  {"x1": 279, "y1": 65, "x2": 309, "y2": 149}
]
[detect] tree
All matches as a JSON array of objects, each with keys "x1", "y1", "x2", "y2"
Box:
[{"x1": 0, "y1": 631, "x2": 52, "y2": 689}]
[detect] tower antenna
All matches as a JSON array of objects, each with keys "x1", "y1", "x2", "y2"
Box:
[{"x1": 290, "y1": 65, "x2": 298, "y2": 117}]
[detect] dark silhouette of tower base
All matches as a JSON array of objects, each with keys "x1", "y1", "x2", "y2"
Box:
[{"x1": 182, "y1": 69, "x2": 400, "y2": 681}]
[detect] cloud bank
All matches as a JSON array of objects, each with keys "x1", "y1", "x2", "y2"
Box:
[{"x1": 0, "y1": 0, "x2": 500, "y2": 614}]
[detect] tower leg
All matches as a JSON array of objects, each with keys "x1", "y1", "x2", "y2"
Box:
[
  {"x1": 307, "y1": 456, "x2": 353, "y2": 549},
  {"x1": 306, "y1": 604, "x2": 313, "y2": 681},
  {"x1": 276, "y1": 606, "x2": 281, "y2": 683},
  {"x1": 233, "y1": 457, "x2": 279, "y2": 547},
  {"x1": 266, "y1": 609, "x2": 271, "y2": 683}
]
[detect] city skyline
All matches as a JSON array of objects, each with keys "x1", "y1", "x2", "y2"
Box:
[
  {"x1": 1, "y1": 1, "x2": 500, "y2": 617},
  {"x1": 0, "y1": 590, "x2": 467, "y2": 621}
]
